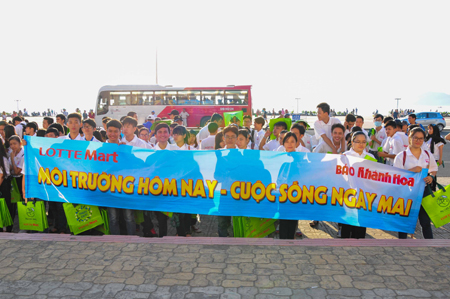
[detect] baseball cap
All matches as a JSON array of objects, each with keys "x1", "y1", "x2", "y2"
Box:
[
  {"x1": 168, "y1": 109, "x2": 179, "y2": 116},
  {"x1": 147, "y1": 115, "x2": 153, "y2": 119},
  {"x1": 174, "y1": 115, "x2": 183, "y2": 122}
]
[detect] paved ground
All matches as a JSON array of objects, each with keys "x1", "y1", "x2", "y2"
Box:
[{"x1": 0, "y1": 236, "x2": 449, "y2": 298}]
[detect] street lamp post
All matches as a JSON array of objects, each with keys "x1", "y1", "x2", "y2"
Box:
[
  {"x1": 395, "y1": 98, "x2": 401, "y2": 110},
  {"x1": 15, "y1": 100, "x2": 20, "y2": 112},
  {"x1": 295, "y1": 98, "x2": 301, "y2": 114}
]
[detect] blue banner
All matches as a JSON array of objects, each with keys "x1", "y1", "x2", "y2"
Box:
[{"x1": 24, "y1": 136, "x2": 427, "y2": 233}]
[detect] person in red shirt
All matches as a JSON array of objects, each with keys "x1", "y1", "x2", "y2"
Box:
[{"x1": 88, "y1": 109, "x2": 95, "y2": 119}]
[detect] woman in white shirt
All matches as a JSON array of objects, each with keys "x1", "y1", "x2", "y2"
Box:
[
  {"x1": 393, "y1": 127, "x2": 438, "y2": 239},
  {"x1": 169, "y1": 126, "x2": 194, "y2": 237},
  {"x1": 0, "y1": 138, "x2": 12, "y2": 232},
  {"x1": 341, "y1": 132, "x2": 374, "y2": 239},
  {"x1": 278, "y1": 132, "x2": 302, "y2": 239},
  {"x1": 426, "y1": 124, "x2": 446, "y2": 166}
]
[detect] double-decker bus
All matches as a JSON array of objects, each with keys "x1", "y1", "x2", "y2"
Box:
[{"x1": 95, "y1": 85, "x2": 252, "y2": 127}]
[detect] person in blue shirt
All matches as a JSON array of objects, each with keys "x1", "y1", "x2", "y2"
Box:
[
  {"x1": 143, "y1": 115, "x2": 153, "y2": 130},
  {"x1": 408, "y1": 114, "x2": 425, "y2": 131}
]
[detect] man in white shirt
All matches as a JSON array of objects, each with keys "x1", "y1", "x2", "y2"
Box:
[
  {"x1": 394, "y1": 120, "x2": 409, "y2": 149},
  {"x1": 314, "y1": 103, "x2": 343, "y2": 154},
  {"x1": 313, "y1": 124, "x2": 346, "y2": 154},
  {"x1": 149, "y1": 111, "x2": 157, "y2": 121},
  {"x1": 153, "y1": 123, "x2": 171, "y2": 150},
  {"x1": 343, "y1": 114, "x2": 357, "y2": 137},
  {"x1": 253, "y1": 117, "x2": 266, "y2": 149},
  {"x1": 196, "y1": 113, "x2": 224, "y2": 143},
  {"x1": 121, "y1": 117, "x2": 151, "y2": 149},
  {"x1": 58, "y1": 113, "x2": 84, "y2": 140},
  {"x1": 105, "y1": 119, "x2": 122, "y2": 144},
  {"x1": 369, "y1": 114, "x2": 387, "y2": 151},
  {"x1": 378, "y1": 121, "x2": 404, "y2": 165},
  {"x1": 82, "y1": 119, "x2": 100, "y2": 142},
  {"x1": 13, "y1": 116, "x2": 24, "y2": 138},
  {"x1": 259, "y1": 121, "x2": 287, "y2": 151},
  {"x1": 296, "y1": 120, "x2": 317, "y2": 151},
  {"x1": 24, "y1": 122, "x2": 38, "y2": 137},
  {"x1": 180, "y1": 108, "x2": 190, "y2": 127},
  {"x1": 200, "y1": 123, "x2": 218, "y2": 150}
]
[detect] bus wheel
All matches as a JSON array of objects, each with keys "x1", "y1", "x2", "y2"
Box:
[{"x1": 200, "y1": 116, "x2": 210, "y2": 127}]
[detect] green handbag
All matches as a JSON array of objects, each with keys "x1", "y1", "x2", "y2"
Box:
[
  {"x1": 17, "y1": 200, "x2": 48, "y2": 232},
  {"x1": 10, "y1": 178, "x2": 22, "y2": 203},
  {"x1": 422, "y1": 183, "x2": 450, "y2": 228},
  {"x1": 63, "y1": 203, "x2": 104, "y2": 235},
  {"x1": 233, "y1": 216, "x2": 276, "y2": 238},
  {"x1": 94, "y1": 208, "x2": 110, "y2": 235},
  {"x1": 0, "y1": 198, "x2": 13, "y2": 227},
  {"x1": 134, "y1": 210, "x2": 144, "y2": 224}
]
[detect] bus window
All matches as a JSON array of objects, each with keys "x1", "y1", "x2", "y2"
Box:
[
  {"x1": 110, "y1": 92, "x2": 130, "y2": 106},
  {"x1": 187, "y1": 91, "x2": 201, "y2": 105},
  {"x1": 97, "y1": 93, "x2": 109, "y2": 115},
  {"x1": 224, "y1": 90, "x2": 247, "y2": 105},
  {"x1": 143, "y1": 91, "x2": 154, "y2": 105},
  {"x1": 167, "y1": 91, "x2": 177, "y2": 105},
  {"x1": 202, "y1": 91, "x2": 225, "y2": 105}
]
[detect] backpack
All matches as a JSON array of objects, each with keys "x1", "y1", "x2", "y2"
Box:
[{"x1": 403, "y1": 150, "x2": 430, "y2": 166}]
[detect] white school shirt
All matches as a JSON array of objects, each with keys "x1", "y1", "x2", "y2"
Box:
[
  {"x1": 263, "y1": 139, "x2": 281, "y2": 151},
  {"x1": 15, "y1": 123, "x2": 24, "y2": 137},
  {"x1": 301, "y1": 133, "x2": 317, "y2": 151},
  {"x1": 180, "y1": 111, "x2": 189, "y2": 120},
  {"x1": 386, "y1": 134, "x2": 404, "y2": 166},
  {"x1": 395, "y1": 131, "x2": 409, "y2": 149},
  {"x1": 196, "y1": 125, "x2": 211, "y2": 144},
  {"x1": 82, "y1": 136, "x2": 100, "y2": 142},
  {"x1": 369, "y1": 127, "x2": 387, "y2": 150},
  {"x1": 313, "y1": 117, "x2": 341, "y2": 141},
  {"x1": 170, "y1": 143, "x2": 194, "y2": 151},
  {"x1": 313, "y1": 141, "x2": 342, "y2": 154},
  {"x1": 150, "y1": 136, "x2": 156, "y2": 144},
  {"x1": 154, "y1": 143, "x2": 171, "y2": 150},
  {"x1": 59, "y1": 133, "x2": 84, "y2": 141},
  {"x1": 123, "y1": 135, "x2": 151, "y2": 149},
  {"x1": 11, "y1": 148, "x2": 24, "y2": 177},
  {"x1": 426, "y1": 139, "x2": 444, "y2": 161},
  {"x1": 393, "y1": 148, "x2": 438, "y2": 173},
  {"x1": 200, "y1": 135, "x2": 216, "y2": 150},
  {"x1": 343, "y1": 148, "x2": 375, "y2": 160},
  {"x1": 253, "y1": 129, "x2": 265, "y2": 148},
  {"x1": 277, "y1": 144, "x2": 311, "y2": 153},
  {"x1": 0, "y1": 157, "x2": 11, "y2": 177}
]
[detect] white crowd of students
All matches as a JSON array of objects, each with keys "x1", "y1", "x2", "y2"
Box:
[{"x1": 0, "y1": 102, "x2": 448, "y2": 239}]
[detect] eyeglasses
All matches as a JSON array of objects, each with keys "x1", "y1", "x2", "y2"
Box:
[
  {"x1": 82, "y1": 125, "x2": 93, "y2": 130},
  {"x1": 353, "y1": 141, "x2": 366, "y2": 144},
  {"x1": 225, "y1": 135, "x2": 237, "y2": 140},
  {"x1": 412, "y1": 137, "x2": 424, "y2": 141}
]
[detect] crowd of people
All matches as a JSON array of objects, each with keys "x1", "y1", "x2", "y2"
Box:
[{"x1": 0, "y1": 102, "x2": 449, "y2": 239}]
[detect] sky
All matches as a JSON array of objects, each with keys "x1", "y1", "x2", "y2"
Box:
[{"x1": 1, "y1": 0, "x2": 450, "y2": 116}]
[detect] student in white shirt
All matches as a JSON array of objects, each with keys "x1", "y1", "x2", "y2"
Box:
[
  {"x1": 369, "y1": 114, "x2": 387, "y2": 151},
  {"x1": 82, "y1": 119, "x2": 100, "y2": 142},
  {"x1": 236, "y1": 129, "x2": 251, "y2": 150},
  {"x1": 314, "y1": 103, "x2": 344, "y2": 154},
  {"x1": 59, "y1": 113, "x2": 84, "y2": 140},
  {"x1": 343, "y1": 114, "x2": 356, "y2": 137},
  {"x1": 253, "y1": 117, "x2": 266, "y2": 149},
  {"x1": 259, "y1": 121, "x2": 286, "y2": 151},
  {"x1": 13, "y1": 116, "x2": 24, "y2": 138},
  {"x1": 154, "y1": 123, "x2": 171, "y2": 150},
  {"x1": 105, "y1": 120, "x2": 122, "y2": 144},
  {"x1": 25, "y1": 122, "x2": 38, "y2": 137},
  {"x1": 291, "y1": 123, "x2": 310, "y2": 153},
  {"x1": 313, "y1": 124, "x2": 346, "y2": 154},
  {"x1": 340, "y1": 132, "x2": 375, "y2": 239},
  {"x1": 188, "y1": 130, "x2": 199, "y2": 150},
  {"x1": 222, "y1": 125, "x2": 239, "y2": 149},
  {"x1": 196, "y1": 113, "x2": 224, "y2": 144},
  {"x1": 425, "y1": 124, "x2": 446, "y2": 166},
  {"x1": 200, "y1": 123, "x2": 219, "y2": 150},
  {"x1": 378, "y1": 121, "x2": 404, "y2": 165},
  {"x1": 393, "y1": 127, "x2": 438, "y2": 239},
  {"x1": 120, "y1": 117, "x2": 151, "y2": 149},
  {"x1": 0, "y1": 138, "x2": 12, "y2": 232},
  {"x1": 168, "y1": 125, "x2": 195, "y2": 237},
  {"x1": 394, "y1": 120, "x2": 409, "y2": 149},
  {"x1": 278, "y1": 132, "x2": 303, "y2": 239},
  {"x1": 138, "y1": 127, "x2": 154, "y2": 147},
  {"x1": 143, "y1": 123, "x2": 171, "y2": 238},
  {"x1": 296, "y1": 120, "x2": 317, "y2": 151},
  {"x1": 355, "y1": 116, "x2": 371, "y2": 149}
]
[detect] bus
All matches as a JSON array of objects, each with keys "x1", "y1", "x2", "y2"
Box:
[{"x1": 95, "y1": 85, "x2": 252, "y2": 127}]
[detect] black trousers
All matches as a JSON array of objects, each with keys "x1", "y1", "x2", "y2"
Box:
[
  {"x1": 175, "y1": 213, "x2": 191, "y2": 237},
  {"x1": 143, "y1": 211, "x2": 169, "y2": 237},
  {"x1": 341, "y1": 224, "x2": 366, "y2": 239},
  {"x1": 279, "y1": 220, "x2": 297, "y2": 239},
  {"x1": 0, "y1": 177, "x2": 13, "y2": 232}
]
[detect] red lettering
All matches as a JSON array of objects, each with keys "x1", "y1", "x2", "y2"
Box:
[
  {"x1": 75, "y1": 151, "x2": 82, "y2": 159},
  {"x1": 46, "y1": 148, "x2": 56, "y2": 157},
  {"x1": 85, "y1": 150, "x2": 97, "y2": 161}
]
